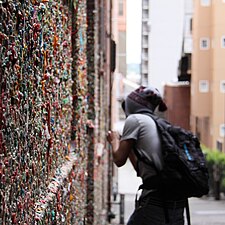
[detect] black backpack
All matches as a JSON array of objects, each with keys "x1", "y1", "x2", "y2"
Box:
[{"x1": 140, "y1": 114, "x2": 209, "y2": 200}]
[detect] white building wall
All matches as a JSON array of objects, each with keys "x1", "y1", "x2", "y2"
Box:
[
  {"x1": 149, "y1": 0, "x2": 185, "y2": 95},
  {"x1": 183, "y1": 0, "x2": 193, "y2": 54}
]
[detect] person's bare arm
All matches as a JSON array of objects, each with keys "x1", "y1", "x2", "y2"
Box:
[
  {"x1": 128, "y1": 150, "x2": 138, "y2": 171},
  {"x1": 107, "y1": 131, "x2": 135, "y2": 167}
]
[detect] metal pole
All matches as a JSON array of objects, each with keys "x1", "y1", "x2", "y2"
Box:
[{"x1": 119, "y1": 194, "x2": 125, "y2": 224}]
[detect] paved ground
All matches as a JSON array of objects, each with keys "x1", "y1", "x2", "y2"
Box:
[
  {"x1": 110, "y1": 161, "x2": 225, "y2": 225},
  {"x1": 187, "y1": 196, "x2": 225, "y2": 225},
  {"x1": 110, "y1": 194, "x2": 225, "y2": 225}
]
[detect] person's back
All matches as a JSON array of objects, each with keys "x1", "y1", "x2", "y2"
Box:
[{"x1": 121, "y1": 113, "x2": 163, "y2": 182}]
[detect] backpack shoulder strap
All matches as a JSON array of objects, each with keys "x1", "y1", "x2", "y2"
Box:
[
  {"x1": 147, "y1": 113, "x2": 172, "y2": 132},
  {"x1": 186, "y1": 199, "x2": 191, "y2": 225}
]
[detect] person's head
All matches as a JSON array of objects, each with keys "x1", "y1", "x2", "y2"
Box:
[{"x1": 122, "y1": 85, "x2": 167, "y2": 116}]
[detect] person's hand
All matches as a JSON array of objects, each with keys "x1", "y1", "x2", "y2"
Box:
[{"x1": 107, "y1": 131, "x2": 119, "y2": 145}]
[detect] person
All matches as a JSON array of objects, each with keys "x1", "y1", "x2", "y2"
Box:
[{"x1": 107, "y1": 86, "x2": 186, "y2": 225}]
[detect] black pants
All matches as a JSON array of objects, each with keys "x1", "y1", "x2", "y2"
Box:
[{"x1": 127, "y1": 192, "x2": 185, "y2": 225}]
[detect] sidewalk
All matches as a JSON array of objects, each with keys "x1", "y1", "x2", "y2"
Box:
[
  {"x1": 110, "y1": 195, "x2": 225, "y2": 225},
  {"x1": 110, "y1": 161, "x2": 225, "y2": 225},
  {"x1": 187, "y1": 196, "x2": 225, "y2": 225},
  {"x1": 110, "y1": 193, "x2": 135, "y2": 225}
]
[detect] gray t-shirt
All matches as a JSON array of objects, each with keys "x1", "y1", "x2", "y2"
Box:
[{"x1": 120, "y1": 114, "x2": 163, "y2": 181}]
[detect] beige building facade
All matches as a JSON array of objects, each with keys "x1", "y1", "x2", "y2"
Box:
[
  {"x1": 191, "y1": 0, "x2": 225, "y2": 152},
  {"x1": 111, "y1": 0, "x2": 127, "y2": 131}
]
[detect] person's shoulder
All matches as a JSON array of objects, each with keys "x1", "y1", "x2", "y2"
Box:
[
  {"x1": 126, "y1": 114, "x2": 139, "y2": 122},
  {"x1": 127, "y1": 114, "x2": 155, "y2": 124},
  {"x1": 126, "y1": 113, "x2": 144, "y2": 121},
  {"x1": 124, "y1": 114, "x2": 142, "y2": 126},
  {"x1": 132, "y1": 113, "x2": 155, "y2": 121}
]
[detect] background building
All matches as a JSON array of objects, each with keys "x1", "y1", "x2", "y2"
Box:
[
  {"x1": 110, "y1": 1, "x2": 142, "y2": 223},
  {"x1": 191, "y1": 0, "x2": 225, "y2": 152},
  {"x1": 140, "y1": 0, "x2": 225, "y2": 153},
  {"x1": 111, "y1": 0, "x2": 127, "y2": 132},
  {"x1": 141, "y1": 0, "x2": 150, "y2": 86},
  {"x1": 141, "y1": 0, "x2": 185, "y2": 95},
  {"x1": 164, "y1": 0, "x2": 193, "y2": 130}
]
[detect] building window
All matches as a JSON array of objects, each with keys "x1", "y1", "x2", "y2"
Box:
[
  {"x1": 216, "y1": 140, "x2": 223, "y2": 152},
  {"x1": 221, "y1": 36, "x2": 225, "y2": 48},
  {"x1": 199, "y1": 80, "x2": 209, "y2": 93},
  {"x1": 220, "y1": 81, "x2": 225, "y2": 93},
  {"x1": 201, "y1": 0, "x2": 211, "y2": 6},
  {"x1": 200, "y1": 38, "x2": 210, "y2": 50},
  {"x1": 119, "y1": 0, "x2": 124, "y2": 16},
  {"x1": 190, "y1": 18, "x2": 193, "y2": 33},
  {"x1": 220, "y1": 124, "x2": 225, "y2": 137}
]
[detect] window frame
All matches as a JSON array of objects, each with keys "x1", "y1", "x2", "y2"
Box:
[
  {"x1": 220, "y1": 80, "x2": 225, "y2": 93},
  {"x1": 199, "y1": 80, "x2": 209, "y2": 93},
  {"x1": 220, "y1": 124, "x2": 225, "y2": 137},
  {"x1": 200, "y1": 37, "x2": 210, "y2": 50},
  {"x1": 118, "y1": 0, "x2": 124, "y2": 16},
  {"x1": 216, "y1": 140, "x2": 223, "y2": 152},
  {"x1": 200, "y1": 0, "x2": 211, "y2": 6},
  {"x1": 221, "y1": 36, "x2": 225, "y2": 48}
]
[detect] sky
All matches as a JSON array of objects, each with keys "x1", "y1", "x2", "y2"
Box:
[
  {"x1": 126, "y1": 0, "x2": 142, "y2": 64},
  {"x1": 126, "y1": 0, "x2": 185, "y2": 94}
]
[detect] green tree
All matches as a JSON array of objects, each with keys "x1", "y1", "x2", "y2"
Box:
[{"x1": 202, "y1": 146, "x2": 225, "y2": 200}]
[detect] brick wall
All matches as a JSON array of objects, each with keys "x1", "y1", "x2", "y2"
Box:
[{"x1": 164, "y1": 84, "x2": 190, "y2": 130}]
